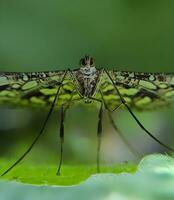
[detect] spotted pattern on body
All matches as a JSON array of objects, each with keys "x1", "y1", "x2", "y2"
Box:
[{"x1": 0, "y1": 57, "x2": 174, "y2": 110}]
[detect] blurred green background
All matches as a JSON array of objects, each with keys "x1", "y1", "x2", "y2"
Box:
[{"x1": 0, "y1": 0, "x2": 174, "y2": 169}]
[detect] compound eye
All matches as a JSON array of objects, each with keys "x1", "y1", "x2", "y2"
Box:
[
  {"x1": 80, "y1": 58, "x2": 86, "y2": 66},
  {"x1": 90, "y1": 58, "x2": 94, "y2": 66}
]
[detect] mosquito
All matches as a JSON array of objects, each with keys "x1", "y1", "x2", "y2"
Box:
[{"x1": 0, "y1": 55, "x2": 174, "y2": 176}]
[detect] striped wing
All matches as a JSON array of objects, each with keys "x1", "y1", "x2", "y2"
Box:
[
  {"x1": 97, "y1": 70, "x2": 174, "y2": 110},
  {"x1": 0, "y1": 71, "x2": 80, "y2": 108}
]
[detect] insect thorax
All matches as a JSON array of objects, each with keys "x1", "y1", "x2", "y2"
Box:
[{"x1": 74, "y1": 56, "x2": 100, "y2": 101}]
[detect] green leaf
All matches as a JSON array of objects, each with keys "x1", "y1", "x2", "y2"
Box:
[
  {"x1": 0, "y1": 161, "x2": 136, "y2": 186},
  {"x1": 1, "y1": 154, "x2": 174, "y2": 200}
]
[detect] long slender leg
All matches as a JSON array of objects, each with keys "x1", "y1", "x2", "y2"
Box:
[
  {"x1": 99, "y1": 90, "x2": 142, "y2": 158},
  {"x1": 65, "y1": 95, "x2": 104, "y2": 173},
  {"x1": 97, "y1": 102, "x2": 103, "y2": 173},
  {"x1": 1, "y1": 71, "x2": 68, "y2": 177},
  {"x1": 104, "y1": 69, "x2": 174, "y2": 153},
  {"x1": 56, "y1": 91, "x2": 83, "y2": 175},
  {"x1": 90, "y1": 96, "x2": 141, "y2": 169},
  {"x1": 56, "y1": 106, "x2": 66, "y2": 175},
  {"x1": 108, "y1": 111, "x2": 143, "y2": 158}
]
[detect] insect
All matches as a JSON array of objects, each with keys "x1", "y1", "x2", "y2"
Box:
[{"x1": 0, "y1": 55, "x2": 174, "y2": 176}]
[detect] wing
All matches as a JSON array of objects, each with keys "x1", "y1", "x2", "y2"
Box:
[
  {"x1": 96, "y1": 70, "x2": 174, "y2": 111},
  {"x1": 0, "y1": 71, "x2": 81, "y2": 108}
]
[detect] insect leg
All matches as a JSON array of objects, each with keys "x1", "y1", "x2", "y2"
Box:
[
  {"x1": 0, "y1": 70, "x2": 69, "y2": 177},
  {"x1": 90, "y1": 96, "x2": 140, "y2": 170},
  {"x1": 99, "y1": 91, "x2": 142, "y2": 158},
  {"x1": 56, "y1": 91, "x2": 83, "y2": 175},
  {"x1": 87, "y1": 97, "x2": 104, "y2": 173},
  {"x1": 107, "y1": 112, "x2": 143, "y2": 158},
  {"x1": 56, "y1": 106, "x2": 66, "y2": 175},
  {"x1": 97, "y1": 102, "x2": 103, "y2": 173},
  {"x1": 104, "y1": 69, "x2": 174, "y2": 153}
]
